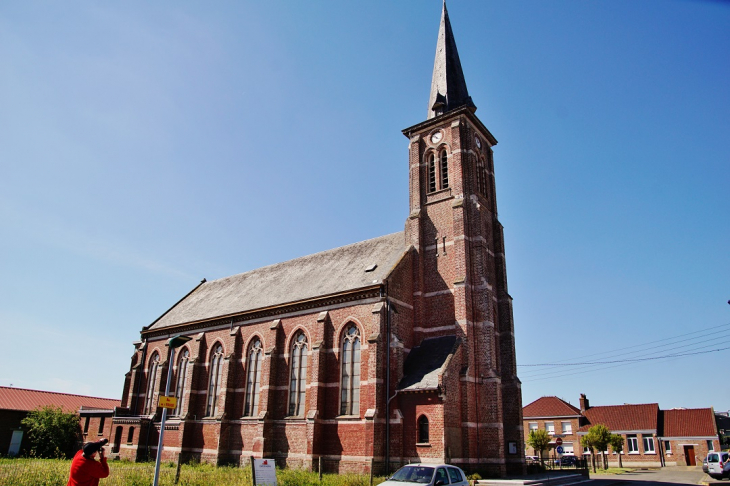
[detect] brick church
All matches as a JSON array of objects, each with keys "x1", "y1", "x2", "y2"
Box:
[{"x1": 112, "y1": 3, "x2": 524, "y2": 476}]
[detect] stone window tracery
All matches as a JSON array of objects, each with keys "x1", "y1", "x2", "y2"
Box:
[
  {"x1": 206, "y1": 344, "x2": 223, "y2": 417},
  {"x1": 173, "y1": 348, "x2": 189, "y2": 417},
  {"x1": 244, "y1": 338, "x2": 263, "y2": 417},
  {"x1": 340, "y1": 325, "x2": 361, "y2": 416},
  {"x1": 288, "y1": 332, "x2": 308, "y2": 417},
  {"x1": 143, "y1": 353, "x2": 160, "y2": 415}
]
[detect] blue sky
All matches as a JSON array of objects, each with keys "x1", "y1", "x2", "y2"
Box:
[{"x1": 1, "y1": 1, "x2": 728, "y2": 412}]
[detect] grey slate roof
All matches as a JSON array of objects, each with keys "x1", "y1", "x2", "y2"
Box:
[
  {"x1": 398, "y1": 335, "x2": 460, "y2": 392},
  {"x1": 427, "y1": 1, "x2": 475, "y2": 119},
  {"x1": 148, "y1": 232, "x2": 407, "y2": 331}
]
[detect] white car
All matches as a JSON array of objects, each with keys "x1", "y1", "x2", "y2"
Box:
[
  {"x1": 706, "y1": 451, "x2": 729, "y2": 480},
  {"x1": 379, "y1": 463, "x2": 469, "y2": 486}
]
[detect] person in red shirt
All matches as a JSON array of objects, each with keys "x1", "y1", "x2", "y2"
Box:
[{"x1": 67, "y1": 438, "x2": 110, "y2": 486}]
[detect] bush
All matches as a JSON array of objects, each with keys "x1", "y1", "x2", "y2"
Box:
[{"x1": 20, "y1": 406, "x2": 82, "y2": 459}]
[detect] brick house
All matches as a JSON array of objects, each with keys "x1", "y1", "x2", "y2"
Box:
[
  {"x1": 660, "y1": 408, "x2": 722, "y2": 466},
  {"x1": 523, "y1": 394, "x2": 721, "y2": 467},
  {"x1": 0, "y1": 386, "x2": 119, "y2": 457},
  {"x1": 111, "y1": 3, "x2": 524, "y2": 476},
  {"x1": 523, "y1": 396, "x2": 582, "y2": 458}
]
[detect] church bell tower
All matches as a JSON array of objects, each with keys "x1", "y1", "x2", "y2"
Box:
[{"x1": 402, "y1": 1, "x2": 523, "y2": 473}]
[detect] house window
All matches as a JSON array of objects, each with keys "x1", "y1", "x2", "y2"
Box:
[
  {"x1": 288, "y1": 333, "x2": 308, "y2": 417},
  {"x1": 83, "y1": 417, "x2": 90, "y2": 434},
  {"x1": 173, "y1": 349, "x2": 189, "y2": 417},
  {"x1": 340, "y1": 325, "x2": 361, "y2": 416},
  {"x1": 144, "y1": 353, "x2": 160, "y2": 414},
  {"x1": 428, "y1": 154, "x2": 437, "y2": 193},
  {"x1": 528, "y1": 422, "x2": 538, "y2": 432},
  {"x1": 643, "y1": 436, "x2": 655, "y2": 453},
  {"x1": 440, "y1": 150, "x2": 449, "y2": 189},
  {"x1": 561, "y1": 421, "x2": 572, "y2": 435},
  {"x1": 205, "y1": 344, "x2": 224, "y2": 417},
  {"x1": 627, "y1": 435, "x2": 639, "y2": 453},
  {"x1": 127, "y1": 427, "x2": 135, "y2": 444},
  {"x1": 707, "y1": 440, "x2": 714, "y2": 452},
  {"x1": 98, "y1": 416, "x2": 105, "y2": 435},
  {"x1": 664, "y1": 441, "x2": 672, "y2": 454},
  {"x1": 545, "y1": 422, "x2": 555, "y2": 435},
  {"x1": 563, "y1": 442, "x2": 574, "y2": 454},
  {"x1": 244, "y1": 338, "x2": 263, "y2": 417},
  {"x1": 418, "y1": 415, "x2": 429, "y2": 443}
]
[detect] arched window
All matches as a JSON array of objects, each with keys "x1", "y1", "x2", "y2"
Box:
[
  {"x1": 113, "y1": 426, "x2": 123, "y2": 453},
  {"x1": 428, "y1": 153, "x2": 437, "y2": 193},
  {"x1": 340, "y1": 325, "x2": 361, "y2": 416},
  {"x1": 440, "y1": 150, "x2": 449, "y2": 189},
  {"x1": 477, "y1": 158, "x2": 487, "y2": 196},
  {"x1": 143, "y1": 353, "x2": 160, "y2": 414},
  {"x1": 172, "y1": 349, "x2": 189, "y2": 417},
  {"x1": 418, "y1": 415, "x2": 430, "y2": 443},
  {"x1": 288, "y1": 332, "x2": 308, "y2": 417},
  {"x1": 205, "y1": 344, "x2": 224, "y2": 417},
  {"x1": 243, "y1": 338, "x2": 263, "y2": 417},
  {"x1": 127, "y1": 427, "x2": 135, "y2": 444}
]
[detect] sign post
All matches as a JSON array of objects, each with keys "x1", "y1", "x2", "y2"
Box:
[
  {"x1": 252, "y1": 458, "x2": 277, "y2": 485},
  {"x1": 152, "y1": 335, "x2": 192, "y2": 486}
]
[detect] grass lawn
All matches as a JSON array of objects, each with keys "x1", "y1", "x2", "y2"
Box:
[{"x1": 0, "y1": 458, "x2": 388, "y2": 486}]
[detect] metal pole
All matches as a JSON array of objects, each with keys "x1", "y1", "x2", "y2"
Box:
[
  {"x1": 384, "y1": 286, "x2": 391, "y2": 475},
  {"x1": 153, "y1": 346, "x2": 177, "y2": 486}
]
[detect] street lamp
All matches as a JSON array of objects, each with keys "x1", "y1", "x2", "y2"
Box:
[{"x1": 153, "y1": 335, "x2": 192, "y2": 486}]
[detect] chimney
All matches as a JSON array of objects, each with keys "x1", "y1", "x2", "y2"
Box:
[{"x1": 580, "y1": 393, "x2": 590, "y2": 412}]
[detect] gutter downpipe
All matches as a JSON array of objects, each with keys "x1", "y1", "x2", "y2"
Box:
[
  {"x1": 384, "y1": 281, "x2": 392, "y2": 476},
  {"x1": 471, "y1": 284, "x2": 480, "y2": 468}
]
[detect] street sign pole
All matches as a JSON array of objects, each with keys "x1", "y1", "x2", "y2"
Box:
[{"x1": 153, "y1": 335, "x2": 191, "y2": 486}]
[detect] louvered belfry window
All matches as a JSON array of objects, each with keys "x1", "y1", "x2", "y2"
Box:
[{"x1": 440, "y1": 150, "x2": 449, "y2": 189}]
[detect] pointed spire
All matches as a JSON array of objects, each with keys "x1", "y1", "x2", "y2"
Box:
[{"x1": 428, "y1": 1, "x2": 476, "y2": 119}]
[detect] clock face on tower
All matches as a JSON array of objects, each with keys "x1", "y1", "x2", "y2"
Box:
[
  {"x1": 475, "y1": 136, "x2": 482, "y2": 149},
  {"x1": 430, "y1": 131, "x2": 443, "y2": 144}
]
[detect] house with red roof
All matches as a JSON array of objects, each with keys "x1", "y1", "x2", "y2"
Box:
[
  {"x1": 523, "y1": 393, "x2": 721, "y2": 468},
  {"x1": 0, "y1": 386, "x2": 120, "y2": 457},
  {"x1": 660, "y1": 408, "x2": 721, "y2": 466},
  {"x1": 523, "y1": 396, "x2": 582, "y2": 457}
]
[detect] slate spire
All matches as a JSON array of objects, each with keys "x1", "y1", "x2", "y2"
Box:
[{"x1": 428, "y1": 1, "x2": 476, "y2": 119}]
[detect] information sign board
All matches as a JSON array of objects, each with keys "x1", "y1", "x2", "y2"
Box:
[
  {"x1": 158, "y1": 396, "x2": 177, "y2": 409},
  {"x1": 253, "y1": 458, "x2": 277, "y2": 485}
]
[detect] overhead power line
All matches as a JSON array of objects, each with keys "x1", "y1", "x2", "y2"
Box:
[{"x1": 516, "y1": 321, "x2": 730, "y2": 383}]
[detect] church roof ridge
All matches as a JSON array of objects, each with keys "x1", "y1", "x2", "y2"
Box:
[{"x1": 147, "y1": 231, "x2": 407, "y2": 331}]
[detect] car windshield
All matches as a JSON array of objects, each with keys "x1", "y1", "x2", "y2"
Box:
[
  {"x1": 390, "y1": 466, "x2": 435, "y2": 483},
  {"x1": 708, "y1": 453, "x2": 719, "y2": 462}
]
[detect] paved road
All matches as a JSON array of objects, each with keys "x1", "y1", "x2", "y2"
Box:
[{"x1": 587, "y1": 468, "x2": 718, "y2": 485}]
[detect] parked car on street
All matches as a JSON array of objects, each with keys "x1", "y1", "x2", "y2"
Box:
[
  {"x1": 379, "y1": 464, "x2": 469, "y2": 486},
  {"x1": 560, "y1": 455, "x2": 578, "y2": 466},
  {"x1": 525, "y1": 455, "x2": 540, "y2": 464},
  {"x1": 706, "y1": 451, "x2": 729, "y2": 480}
]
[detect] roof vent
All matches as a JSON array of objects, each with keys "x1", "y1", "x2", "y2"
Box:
[{"x1": 365, "y1": 264, "x2": 377, "y2": 272}]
